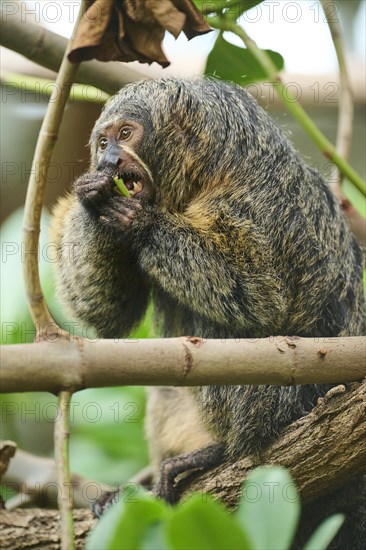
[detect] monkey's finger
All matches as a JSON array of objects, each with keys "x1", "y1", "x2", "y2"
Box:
[
  {"x1": 76, "y1": 182, "x2": 115, "y2": 208},
  {"x1": 109, "y1": 197, "x2": 143, "y2": 210},
  {"x1": 99, "y1": 210, "x2": 136, "y2": 230}
]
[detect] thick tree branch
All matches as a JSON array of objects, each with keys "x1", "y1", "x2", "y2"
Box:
[
  {"x1": 1, "y1": 337, "x2": 365, "y2": 394},
  {"x1": 1, "y1": 381, "x2": 365, "y2": 548},
  {"x1": 2, "y1": 449, "x2": 109, "y2": 510},
  {"x1": 0, "y1": 2, "x2": 147, "y2": 95},
  {"x1": 180, "y1": 380, "x2": 366, "y2": 507},
  {"x1": 0, "y1": 509, "x2": 95, "y2": 550}
]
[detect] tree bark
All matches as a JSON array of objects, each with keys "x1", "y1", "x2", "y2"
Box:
[
  {"x1": 1, "y1": 381, "x2": 365, "y2": 548},
  {"x1": 179, "y1": 381, "x2": 366, "y2": 507},
  {"x1": 0, "y1": 508, "x2": 95, "y2": 550}
]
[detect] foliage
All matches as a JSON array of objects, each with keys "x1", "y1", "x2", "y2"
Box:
[
  {"x1": 206, "y1": 33, "x2": 284, "y2": 86},
  {"x1": 86, "y1": 467, "x2": 344, "y2": 550}
]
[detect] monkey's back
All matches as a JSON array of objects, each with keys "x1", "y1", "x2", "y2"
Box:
[{"x1": 147, "y1": 79, "x2": 365, "y2": 456}]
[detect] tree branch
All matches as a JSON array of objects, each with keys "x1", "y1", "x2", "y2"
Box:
[
  {"x1": 0, "y1": 509, "x2": 95, "y2": 550},
  {"x1": 1, "y1": 381, "x2": 365, "y2": 548},
  {"x1": 2, "y1": 449, "x2": 109, "y2": 510},
  {"x1": 21, "y1": 1, "x2": 86, "y2": 329},
  {"x1": 1, "y1": 337, "x2": 365, "y2": 394},
  {"x1": 0, "y1": 2, "x2": 147, "y2": 95},
  {"x1": 207, "y1": 17, "x2": 366, "y2": 198},
  {"x1": 321, "y1": 0, "x2": 354, "y2": 189},
  {"x1": 179, "y1": 381, "x2": 366, "y2": 508},
  {"x1": 54, "y1": 391, "x2": 74, "y2": 550}
]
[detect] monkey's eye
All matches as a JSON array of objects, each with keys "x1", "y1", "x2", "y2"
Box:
[
  {"x1": 98, "y1": 137, "x2": 108, "y2": 150},
  {"x1": 120, "y1": 128, "x2": 132, "y2": 140}
]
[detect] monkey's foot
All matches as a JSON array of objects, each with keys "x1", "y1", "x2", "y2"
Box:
[
  {"x1": 154, "y1": 443, "x2": 225, "y2": 505},
  {"x1": 91, "y1": 489, "x2": 119, "y2": 518}
]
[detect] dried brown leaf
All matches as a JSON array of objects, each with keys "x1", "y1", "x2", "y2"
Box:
[{"x1": 68, "y1": 0, "x2": 211, "y2": 67}]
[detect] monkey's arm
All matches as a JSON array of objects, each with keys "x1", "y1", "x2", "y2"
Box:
[
  {"x1": 134, "y1": 207, "x2": 286, "y2": 335},
  {"x1": 49, "y1": 193, "x2": 149, "y2": 338}
]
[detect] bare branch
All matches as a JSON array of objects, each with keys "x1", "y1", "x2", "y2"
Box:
[
  {"x1": 321, "y1": 0, "x2": 354, "y2": 189},
  {"x1": 0, "y1": 2, "x2": 148, "y2": 95},
  {"x1": 1, "y1": 337, "x2": 365, "y2": 394},
  {"x1": 2, "y1": 449, "x2": 109, "y2": 510},
  {"x1": 21, "y1": 0, "x2": 87, "y2": 329},
  {"x1": 54, "y1": 391, "x2": 75, "y2": 550}
]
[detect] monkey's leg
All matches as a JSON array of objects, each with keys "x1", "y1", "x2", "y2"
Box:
[
  {"x1": 153, "y1": 443, "x2": 225, "y2": 505},
  {"x1": 146, "y1": 387, "x2": 215, "y2": 478},
  {"x1": 91, "y1": 445, "x2": 224, "y2": 516}
]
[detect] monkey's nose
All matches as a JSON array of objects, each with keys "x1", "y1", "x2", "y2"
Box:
[{"x1": 97, "y1": 143, "x2": 121, "y2": 174}]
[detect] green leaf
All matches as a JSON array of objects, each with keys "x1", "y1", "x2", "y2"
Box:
[
  {"x1": 205, "y1": 33, "x2": 284, "y2": 85},
  {"x1": 303, "y1": 514, "x2": 345, "y2": 550},
  {"x1": 166, "y1": 493, "x2": 251, "y2": 550},
  {"x1": 141, "y1": 522, "x2": 168, "y2": 550},
  {"x1": 86, "y1": 489, "x2": 170, "y2": 550},
  {"x1": 236, "y1": 466, "x2": 300, "y2": 550}
]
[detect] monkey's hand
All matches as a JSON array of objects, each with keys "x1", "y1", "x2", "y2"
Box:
[
  {"x1": 74, "y1": 172, "x2": 114, "y2": 214},
  {"x1": 99, "y1": 197, "x2": 143, "y2": 231},
  {"x1": 75, "y1": 173, "x2": 142, "y2": 230}
]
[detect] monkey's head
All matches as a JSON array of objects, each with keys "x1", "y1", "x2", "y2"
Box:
[
  {"x1": 90, "y1": 113, "x2": 153, "y2": 202},
  {"x1": 90, "y1": 78, "x2": 297, "y2": 211}
]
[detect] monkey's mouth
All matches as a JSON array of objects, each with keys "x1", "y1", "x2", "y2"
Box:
[{"x1": 114, "y1": 168, "x2": 151, "y2": 199}]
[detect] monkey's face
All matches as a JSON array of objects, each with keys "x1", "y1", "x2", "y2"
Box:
[
  {"x1": 91, "y1": 77, "x2": 263, "y2": 211},
  {"x1": 94, "y1": 118, "x2": 154, "y2": 202}
]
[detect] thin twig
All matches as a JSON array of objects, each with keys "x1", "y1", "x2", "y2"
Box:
[
  {"x1": 319, "y1": 1, "x2": 365, "y2": 247},
  {"x1": 2, "y1": 72, "x2": 110, "y2": 104},
  {"x1": 54, "y1": 390, "x2": 75, "y2": 550},
  {"x1": 208, "y1": 17, "x2": 366, "y2": 198},
  {"x1": 320, "y1": 0, "x2": 354, "y2": 190},
  {"x1": 21, "y1": 2, "x2": 88, "y2": 547},
  {"x1": 22, "y1": 1, "x2": 86, "y2": 331}
]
